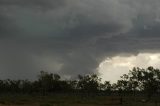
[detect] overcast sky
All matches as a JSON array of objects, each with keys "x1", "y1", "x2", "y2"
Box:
[{"x1": 1, "y1": 0, "x2": 160, "y2": 81}]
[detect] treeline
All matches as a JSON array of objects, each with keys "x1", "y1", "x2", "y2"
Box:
[{"x1": 0, "y1": 66, "x2": 160, "y2": 98}]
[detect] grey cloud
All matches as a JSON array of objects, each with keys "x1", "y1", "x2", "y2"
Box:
[
  {"x1": 0, "y1": 0, "x2": 65, "y2": 10},
  {"x1": 0, "y1": 0, "x2": 135, "y2": 38},
  {"x1": 0, "y1": 0, "x2": 160, "y2": 79}
]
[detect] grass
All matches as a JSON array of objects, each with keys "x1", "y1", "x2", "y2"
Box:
[{"x1": 0, "y1": 94, "x2": 159, "y2": 106}]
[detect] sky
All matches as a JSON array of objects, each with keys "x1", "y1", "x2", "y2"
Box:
[{"x1": 1, "y1": 0, "x2": 160, "y2": 82}]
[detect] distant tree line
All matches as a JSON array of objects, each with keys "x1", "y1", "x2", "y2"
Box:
[{"x1": 0, "y1": 66, "x2": 160, "y2": 99}]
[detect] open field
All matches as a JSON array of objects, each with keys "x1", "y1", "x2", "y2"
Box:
[{"x1": 0, "y1": 94, "x2": 160, "y2": 106}]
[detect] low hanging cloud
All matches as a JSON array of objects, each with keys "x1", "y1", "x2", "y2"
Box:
[{"x1": 0, "y1": 0, "x2": 160, "y2": 80}]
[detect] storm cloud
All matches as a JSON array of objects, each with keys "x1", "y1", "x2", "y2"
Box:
[{"x1": 0, "y1": 0, "x2": 160, "y2": 80}]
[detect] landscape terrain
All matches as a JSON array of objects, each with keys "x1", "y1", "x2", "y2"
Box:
[{"x1": 0, "y1": 67, "x2": 159, "y2": 106}]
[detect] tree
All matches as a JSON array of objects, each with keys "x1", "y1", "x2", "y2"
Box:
[
  {"x1": 77, "y1": 74, "x2": 101, "y2": 92},
  {"x1": 100, "y1": 81, "x2": 111, "y2": 92},
  {"x1": 38, "y1": 71, "x2": 54, "y2": 94},
  {"x1": 119, "y1": 66, "x2": 160, "y2": 101},
  {"x1": 21, "y1": 80, "x2": 32, "y2": 93},
  {"x1": 53, "y1": 74, "x2": 61, "y2": 81}
]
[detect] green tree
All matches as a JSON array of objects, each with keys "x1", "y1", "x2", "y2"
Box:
[
  {"x1": 120, "y1": 67, "x2": 160, "y2": 101},
  {"x1": 77, "y1": 74, "x2": 101, "y2": 92},
  {"x1": 100, "y1": 81, "x2": 111, "y2": 92},
  {"x1": 38, "y1": 71, "x2": 54, "y2": 94}
]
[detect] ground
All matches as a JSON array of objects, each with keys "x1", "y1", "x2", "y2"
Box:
[{"x1": 0, "y1": 94, "x2": 159, "y2": 106}]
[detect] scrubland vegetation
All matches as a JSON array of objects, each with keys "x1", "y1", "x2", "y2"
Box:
[{"x1": 0, "y1": 66, "x2": 160, "y2": 106}]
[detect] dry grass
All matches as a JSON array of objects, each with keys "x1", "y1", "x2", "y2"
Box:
[{"x1": 0, "y1": 94, "x2": 159, "y2": 106}]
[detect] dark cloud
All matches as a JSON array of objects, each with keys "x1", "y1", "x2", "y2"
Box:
[
  {"x1": 0, "y1": 0, "x2": 160, "y2": 79},
  {"x1": 0, "y1": 0, "x2": 65, "y2": 10}
]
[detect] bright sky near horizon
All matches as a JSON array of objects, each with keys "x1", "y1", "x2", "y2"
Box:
[{"x1": 98, "y1": 53, "x2": 160, "y2": 83}]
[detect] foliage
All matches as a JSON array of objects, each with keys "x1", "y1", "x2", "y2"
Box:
[
  {"x1": 77, "y1": 74, "x2": 101, "y2": 92},
  {"x1": 0, "y1": 66, "x2": 159, "y2": 98},
  {"x1": 118, "y1": 67, "x2": 160, "y2": 99}
]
